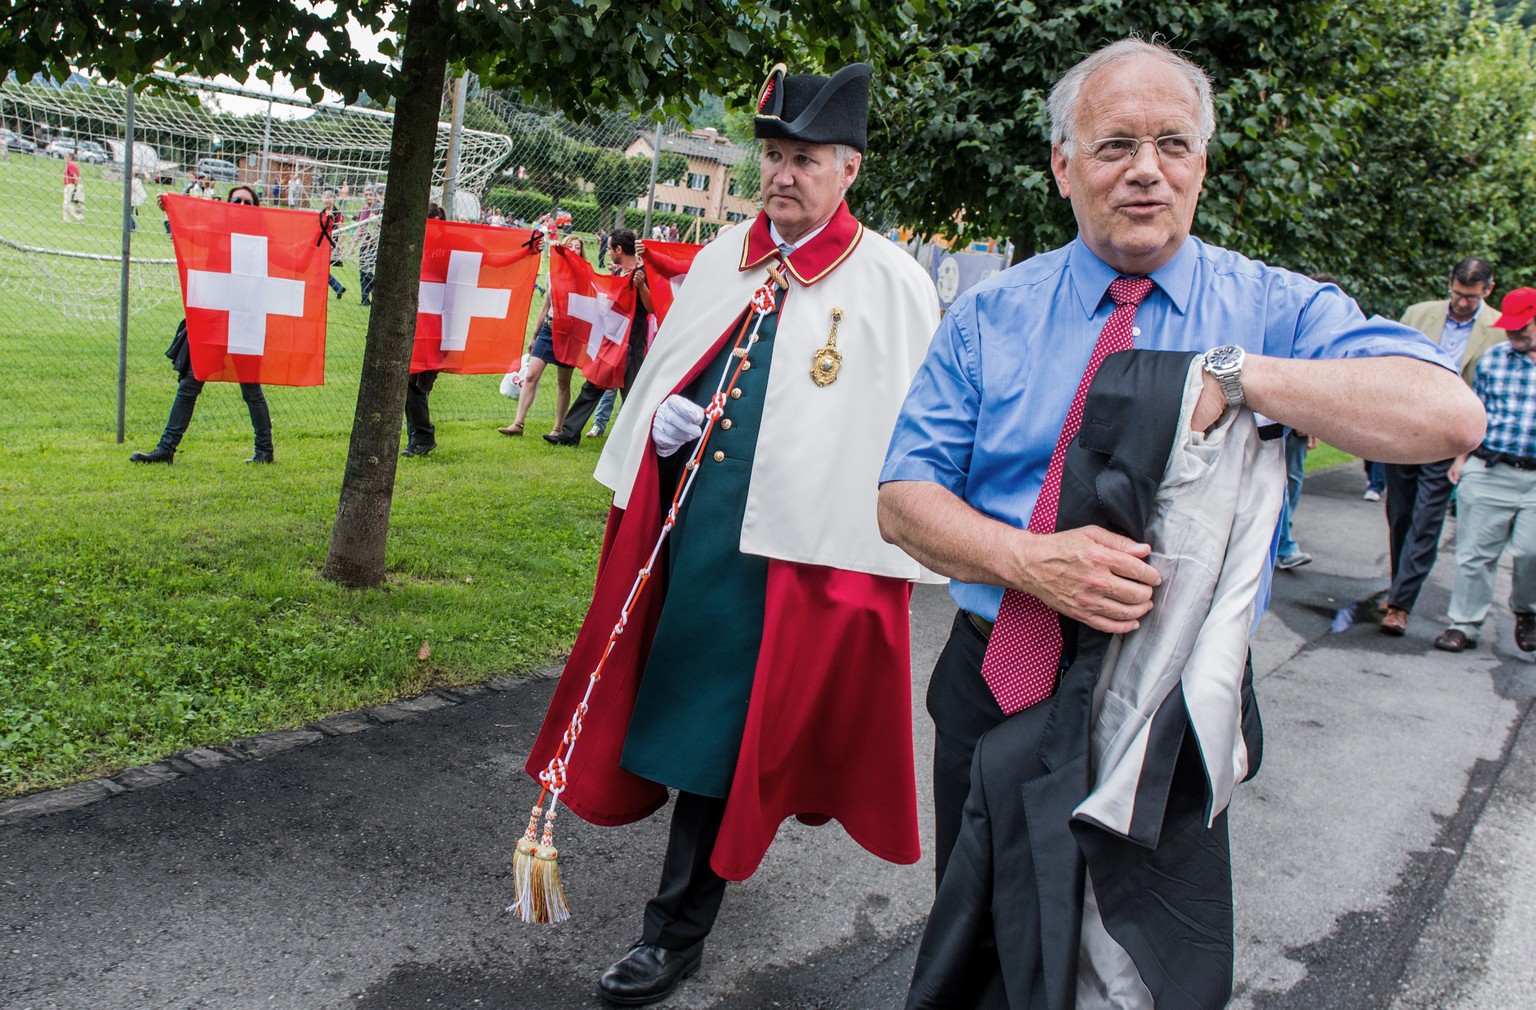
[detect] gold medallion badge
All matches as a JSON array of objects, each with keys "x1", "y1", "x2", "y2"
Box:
[{"x1": 811, "y1": 307, "x2": 844, "y2": 387}]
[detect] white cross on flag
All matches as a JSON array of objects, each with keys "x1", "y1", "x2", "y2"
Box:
[
  {"x1": 163, "y1": 195, "x2": 330, "y2": 385},
  {"x1": 412, "y1": 220, "x2": 540, "y2": 375},
  {"x1": 549, "y1": 243, "x2": 636, "y2": 390}
]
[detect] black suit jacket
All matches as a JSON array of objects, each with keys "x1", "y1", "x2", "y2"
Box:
[{"x1": 907, "y1": 349, "x2": 1264, "y2": 1010}]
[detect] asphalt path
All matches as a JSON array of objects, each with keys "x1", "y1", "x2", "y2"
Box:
[{"x1": 4, "y1": 464, "x2": 1534, "y2": 1009}]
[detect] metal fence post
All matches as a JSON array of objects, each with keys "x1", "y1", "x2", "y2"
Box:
[
  {"x1": 442, "y1": 72, "x2": 468, "y2": 218},
  {"x1": 642, "y1": 120, "x2": 662, "y2": 237},
  {"x1": 116, "y1": 86, "x2": 136, "y2": 444}
]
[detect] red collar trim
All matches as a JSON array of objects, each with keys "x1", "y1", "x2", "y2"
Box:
[{"x1": 739, "y1": 203, "x2": 862, "y2": 287}]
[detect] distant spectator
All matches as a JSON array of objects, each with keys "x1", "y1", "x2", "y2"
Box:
[
  {"x1": 128, "y1": 172, "x2": 146, "y2": 232},
  {"x1": 499, "y1": 234, "x2": 586, "y2": 438},
  {"x1": 287, "y1": 170, "x2": 305, "y2": 208},
  {"x1": 1277, "y1": 271, "x2": 1347, "y2": 570},
  {"x1": 1434, "y1": 287, "x2": 1536, "y2": 653},
  {"x1": 355, "y1": 185, "x2": 380, "y2": 307},
  {"x1": 544, "y1": 228, "x2": 652, "y2": 446},
  {"x1": 596, "y1": 227, "x2": 611, "y2": 268},
  {"x1": 1362, "y1": 460, "x2": 1385, "y2": 501},
  {"x1": 1381, "y1": 257, "x2": 1500, "y2": 636},
  {"x1": 131, "y1": 184, "x2": 275, "y2": 466},
  {"x1": 404, "y1": 203, "x2": 449, "y2": 457},
  {"x1": 320, "y1": 188, "x2": 346, "y2": 300},
  {"x1": 61, "y1": 155, "x2": 84, "y2": 222}
]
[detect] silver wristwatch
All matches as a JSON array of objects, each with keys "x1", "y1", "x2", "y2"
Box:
[{"x1": 1203, "y1": 344, "x2": 1247, "y2": 407}]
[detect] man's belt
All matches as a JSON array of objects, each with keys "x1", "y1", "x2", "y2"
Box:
[
  {"x1": 967, "y1": 611, "x2": 994, "y2": 639},
  {"x1": 1473, "y1": 447, "x2": 1536, "y2": 471}
]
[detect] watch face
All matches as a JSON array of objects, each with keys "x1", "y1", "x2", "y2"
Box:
[{"x1": 1207, "y1": 345, "x2": 1243, "y2": 371}]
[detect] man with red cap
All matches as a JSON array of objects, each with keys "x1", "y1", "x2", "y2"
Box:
[
  {"x1": 525, "y1": 62, "x2": 941, "y2": 1005},
  {"x1": 1435, "y1": 286, "x2": 1536, "y2": 653}
]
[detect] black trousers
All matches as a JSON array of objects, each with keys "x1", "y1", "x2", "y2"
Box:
[
  {"x1": 642, "y1": 791, "x2": 730, "y2": 950},
  {"x1": 1384, "y1": 458, "x2": 1455, "y2": 612},
  {"x1": 925, "y1": 611, "x2": 1007, "y2": 885},
  {"x1": 157, "y1": 372, "x2": 272, "y2": 454},
  {"x1": 404, "y1": 370, "x2": 439, "y2": 448},
  {"x1": 559, "y1": 338, "x2": 645, "y2": 440}
]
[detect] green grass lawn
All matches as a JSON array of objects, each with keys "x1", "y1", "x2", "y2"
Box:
[
  {"x1": 1, "y1": 151, "x2": 621, "y2": 797},
  {"x1": 1304, "y1": 443, "x2": 1358, "y2": 474}
]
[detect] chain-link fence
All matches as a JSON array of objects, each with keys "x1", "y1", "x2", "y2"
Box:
[{"x1": 0, "y1": 73, "x2": 763, "y2": 450}]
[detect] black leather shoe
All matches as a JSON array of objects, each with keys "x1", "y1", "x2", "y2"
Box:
[
  {"x1": 1516, "y1": 613, "x2": 1536, "y2": 653},
  {"x1": 542, "y1": 431, "x2": 579, "y2": 446},
  {"x1": 597, "y1": 941, "x2": 704, "y2": 1006},
  {"x1": 129, "y1": 447, "x2": 174, "y2": 464},
  {"x1": 1434, "y1": 628, "x2": 1473, "y2": 653},
  {"x1": 400, "y1": 443, "x2": 436, "y2": 458},
  {"x1": 245, "y1": 451, "x2": 274, "y2": 464}
]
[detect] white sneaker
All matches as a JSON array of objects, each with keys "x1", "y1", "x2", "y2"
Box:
[
  {"x1": 586, "y1": 426, "x2": 605, "y2": 439},
  {"x1": 1363, "y1": 489, "x2": 1381, "y2": 502}
]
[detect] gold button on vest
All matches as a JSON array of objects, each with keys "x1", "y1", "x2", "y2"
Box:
[{"x1": 713, "y1": 450, "x2": 726, "y2": 462}]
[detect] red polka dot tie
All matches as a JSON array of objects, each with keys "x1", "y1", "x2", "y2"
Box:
[{"x1": 980, "y1": 276, "x2": 1155, "y2": 715}]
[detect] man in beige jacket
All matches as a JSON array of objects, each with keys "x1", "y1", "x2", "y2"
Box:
[{"x1": 1381, "y1": 257, "x2": 1500, "y2": 636}]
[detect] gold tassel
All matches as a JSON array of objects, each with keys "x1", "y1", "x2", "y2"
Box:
[
  {"x1": 528, "y1": 843, "x2": 570, "y2": 924},
  {"x1": 508, "y1": 805, "x2": 570, "y2": 924}
]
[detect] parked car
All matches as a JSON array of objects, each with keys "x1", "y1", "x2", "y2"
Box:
[
  {"x1": 104, "y1": 139, "x2": 176, "y2": 183},
  {"x1": 76, "y1": 139, "x2": 108, "y2": 164},
  {"x1": 43, "y1": 137, "x2": 77, "y2": 159},
  {"x1": 0, "y1": 128, "x2": 35, "y2": 154},
  {"x1": 195, "y1": 156, "x2": 238, "y2": 182}
]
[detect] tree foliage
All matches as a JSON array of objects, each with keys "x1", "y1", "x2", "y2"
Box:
[{"x1": 861, "y1": 0, "x2": 1536, "y2": 315}]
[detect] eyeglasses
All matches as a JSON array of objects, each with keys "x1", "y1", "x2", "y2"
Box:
[
  {"x1": 229, "y1": 196, "x2": 255, "y2": 205},
  {"x1": 1079, "y1": 134, "x2": 1206, "y2": 164}
]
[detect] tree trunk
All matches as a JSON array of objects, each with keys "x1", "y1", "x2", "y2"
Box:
[{"x1": 320, "y1": 0, "x2": 447, "y2": 588}]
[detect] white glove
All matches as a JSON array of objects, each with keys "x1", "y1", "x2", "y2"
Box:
[{"x1": 651, "y1": 394, "x2": 707, "y2": 457}]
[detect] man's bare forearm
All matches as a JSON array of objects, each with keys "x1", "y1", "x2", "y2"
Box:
[
  {"x1": 1241, "y1": 355, "x2": 1485, "y2": 462},
  {"x1": 877, "y1": 481, "x2": 1158, "y2": 633}
]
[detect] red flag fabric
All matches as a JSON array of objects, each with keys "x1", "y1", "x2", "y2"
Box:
[
  {"x1": 640, "y1": 239, "x2": 704, "y2": 326},
  {"x1": 549, "y1": 244, "x2": 637, "y2": 390},
  {"x1": 411, "y1": 220, "x2": 541, "y2": 375},
  {"x1": 164, "y1": 194, "x2": 330, "y2": 385}
]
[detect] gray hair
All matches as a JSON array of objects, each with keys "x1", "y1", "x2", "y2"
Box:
[
  {"x1": 833, "y1": 143, "x2": 860, "y2": 191},
  {"x1": 1048, "y1": 38, "x2": 1215, "y2": 153}
]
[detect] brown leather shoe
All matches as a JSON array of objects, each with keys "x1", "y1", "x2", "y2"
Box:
[
  {"x1": 1516, "y1": 613, "x2": 1536, "y2": 653},
  {"x1": 1380, "y1": 606, "x2": 1409, "y2": 635},
  {"x1": 1433, "y1": 628, "x2": 1473, "y2": 652}
]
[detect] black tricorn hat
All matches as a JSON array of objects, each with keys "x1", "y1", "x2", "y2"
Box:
[{"x1": 753, "y1": 62, "x2": 871, "y2": 151}]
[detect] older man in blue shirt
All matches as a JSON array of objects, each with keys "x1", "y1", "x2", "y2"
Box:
[{"x1": 877, "y1": 36, "x2": 1486, "y2": 893}]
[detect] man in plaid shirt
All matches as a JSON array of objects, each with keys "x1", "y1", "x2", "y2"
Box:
[{"x1": 1436, "y1": 287, "x2": 1536, "y2": 653}]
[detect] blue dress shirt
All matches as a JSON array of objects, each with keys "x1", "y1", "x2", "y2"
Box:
[
  {"x1": 881, "y1": 237, "x2": 1455, "y2": 621},
  {"x1": 1439, "y1": 312, "x2": 1476, "y2": 368}
]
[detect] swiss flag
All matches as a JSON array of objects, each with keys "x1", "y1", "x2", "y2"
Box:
[
  {"x1": 164, "y1": 194, "x2": 330, "y2": 385},
  {"x1": 640, "y1": 239, "x2": 704, "y2": 326},
  {"x1": 412, "y1": 220, "x2": 541, "y2": 375},
  {"x1": 549, "y1": 244, "x2": 636, "y2": 390}
]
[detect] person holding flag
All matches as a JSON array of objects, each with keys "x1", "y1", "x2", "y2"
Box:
[
  {"x1": 543, "y1": 228, "x2": 653, "y2": 446},
  {"x1": 130, "y1": 185, "x2": 282, "y2": 465},
  {"x1": 524, "y1": 62, "x2": 941, "y2": 1005}
]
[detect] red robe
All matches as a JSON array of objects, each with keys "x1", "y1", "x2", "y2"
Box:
[{"x1": 525, "y1": 213, "x2": 923, "y2": 880}]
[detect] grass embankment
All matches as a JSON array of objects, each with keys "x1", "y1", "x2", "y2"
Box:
[{"x1": 1, "y1": 151, "x2": 615, "y2": 796}]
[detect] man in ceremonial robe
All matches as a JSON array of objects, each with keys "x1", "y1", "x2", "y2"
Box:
[{"x1": 526, "y1": 62, "x2": 941, "y2": 1006}]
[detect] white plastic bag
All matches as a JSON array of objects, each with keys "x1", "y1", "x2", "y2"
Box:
[{"x1": 500, "y1": 353, "x2": 531, "y2": 398}]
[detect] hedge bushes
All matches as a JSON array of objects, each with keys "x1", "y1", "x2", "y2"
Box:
[{"x1": 484, "y1": 186, "x2": 733, "y2": 239}]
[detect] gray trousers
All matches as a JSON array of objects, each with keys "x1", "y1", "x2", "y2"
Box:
[{"x1": 1447, "y1": 457, "x2": 1536, "y2": 638}]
